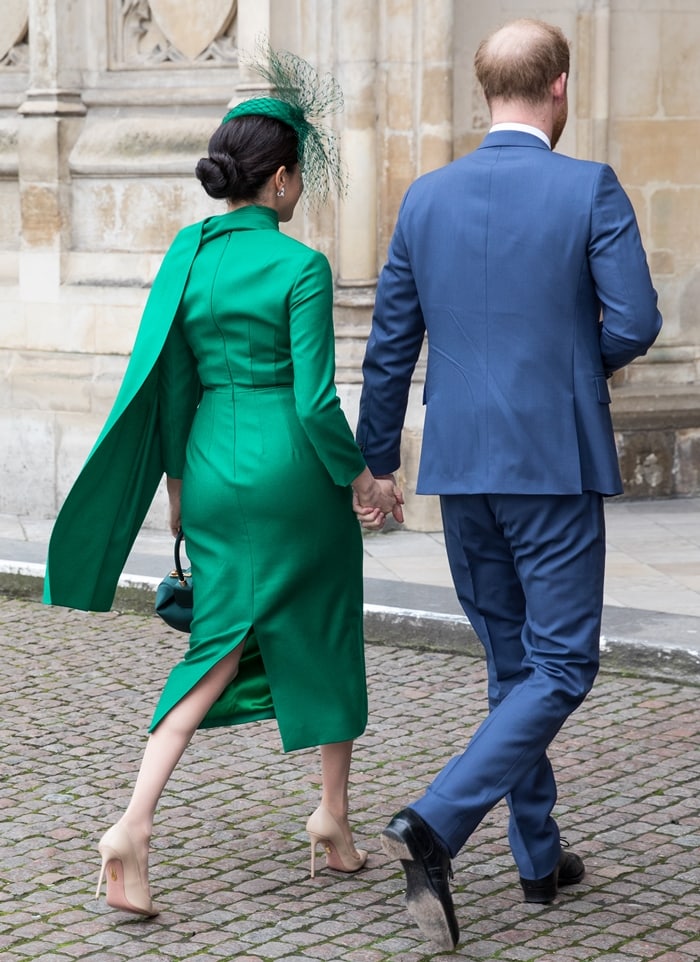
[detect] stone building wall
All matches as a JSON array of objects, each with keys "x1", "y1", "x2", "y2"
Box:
[{"x1": 0, "y1": 0, "x2": 698, "y2": 533}]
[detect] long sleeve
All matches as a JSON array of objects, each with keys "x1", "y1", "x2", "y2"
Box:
[
  {"x1": 157, "y1": 312, "x2": 201, "y2": 478},
  {"x1": 590, "y1": 164, "x2": 662, "y2": 373},
  {"x1": 356, "y1": 211, "x2": 426, "y2": 475},
  {"x1": 288, "y1": 250, "x2": 366, "y2": 486}
]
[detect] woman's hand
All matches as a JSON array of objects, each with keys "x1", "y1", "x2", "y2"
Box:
[
  {"x1": 352, "y1": 469, "x2": 404, "y2": 529},
  {"x1": 166, "y1": 476, "x2": 183, "y2": 537},
  {"x1": 353, "y1": 497, "x2": 385, "y2": 531}
]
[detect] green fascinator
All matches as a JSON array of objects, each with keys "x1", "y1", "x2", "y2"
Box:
[{"x1": 222, "y1": 42, "x2": 345, "y2": 205}]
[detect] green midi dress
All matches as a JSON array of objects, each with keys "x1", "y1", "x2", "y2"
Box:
[{"x1": 44, "y1": 206, "x2": 369, "y2": 752}]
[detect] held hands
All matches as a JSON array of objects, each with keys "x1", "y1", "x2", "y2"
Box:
[{"x1": 352, "y1": 469, "x2": 405, "y2": 531}]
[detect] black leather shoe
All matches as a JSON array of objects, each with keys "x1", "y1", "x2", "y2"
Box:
[
  {"x1": 520, "y1": 850, "x2": 585, "y2": 904},
  {"x1": 381, "y1": 808, "x2": 459, "y2": 950}
]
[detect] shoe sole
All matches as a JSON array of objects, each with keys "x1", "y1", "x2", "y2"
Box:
[
  {"x1": 381, "y1": 831, "x2": 457, "y2": 951},
  {"x1": 522, "y1": 889, "x2": 556, "y2": 905}
]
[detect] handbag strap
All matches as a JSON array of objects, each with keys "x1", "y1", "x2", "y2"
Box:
[{"x1": 174, "y1": 529, "x2": 188, "y2": 585}]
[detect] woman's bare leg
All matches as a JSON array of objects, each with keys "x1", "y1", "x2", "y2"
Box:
[
  {"x1": 115, "y1": 646, "x2": 243, "y2": 850},
  {"x1": 319, "y1": 740, "x2": 354, "y2": 818},
  {"x1": 306, "y1": 740, "x2": 366, "y2": 875}
]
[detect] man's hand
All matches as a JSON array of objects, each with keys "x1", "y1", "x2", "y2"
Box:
[
  {"x1": 376, "y1": 474, "x2": 405, "y2": 525},
  {"x1": 351, "y1": 470, "x2": 405, "y2": 529}
]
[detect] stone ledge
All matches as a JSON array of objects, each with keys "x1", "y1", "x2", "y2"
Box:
[
  {"x1": 611, "y1": 385, "x2": 700, "y2": 497},
  {"x1": 69, "y1": 117, "x2": 214, "y2": 176},
  {"x1": 612, "y1": 385, "x2": 700, "y2": 431}
]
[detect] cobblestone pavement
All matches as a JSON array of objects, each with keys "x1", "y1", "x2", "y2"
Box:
[{"x1": 1, "y1": 597, "x2": 699, "y2": 962}]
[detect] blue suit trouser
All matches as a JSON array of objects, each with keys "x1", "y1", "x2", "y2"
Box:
[{"x1": 411, "y1": 492, "x2": 605, "y2": 879}]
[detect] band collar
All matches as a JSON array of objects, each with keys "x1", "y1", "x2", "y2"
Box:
[{"x1": 201, "y1": 204, "x2": 280, "y2": 242}]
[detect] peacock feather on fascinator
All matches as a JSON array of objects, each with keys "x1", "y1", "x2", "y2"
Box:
[{"x1": 222, "y1": 39, "x2": 346, "y2": 205}]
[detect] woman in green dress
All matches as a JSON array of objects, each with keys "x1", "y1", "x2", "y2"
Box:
[{"x1": 44, "y1": 50, "x2": 402, "y2": 918}]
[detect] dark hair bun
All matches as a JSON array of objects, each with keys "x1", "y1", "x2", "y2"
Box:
[
  {"x1": 196, "y1": 113, "x2": 298, "y2": 204},
  {"x1": 195, "y1": 151, "x2": 241, "y2": 199}
]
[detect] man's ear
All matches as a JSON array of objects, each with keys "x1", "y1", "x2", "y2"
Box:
[{"x1": 552, "y1": 72, "x2": 567, "y2": 100}]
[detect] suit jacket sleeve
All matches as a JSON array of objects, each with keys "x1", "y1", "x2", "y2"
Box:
[
  {"x1": 590, "y1": 164, "x2": 662, "y2": 373},
  {"x1": 288, "y1": 249, "x2": 367, "y2": 486},
  {"x1": 356, "y1": 205, "x2": 426, "y2": 475}
]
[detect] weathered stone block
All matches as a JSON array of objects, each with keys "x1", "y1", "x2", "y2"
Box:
[
  {"x1": 0, "y1": 351, "x2": 12, "y2": 407},
  {"x1": 17, "y1": 116, "x2": 60, "y2": 183},
  {"x1": 71, "y1": 178, "x2": 210, "y2": 253},
  {"x1": 651, "y1": 188, "x2": 700, "y2": 263},
  {"x1": 64, "y1": 251, "x2": 165, "y2": 288},
  {"x1": 0, "y1": 298, "x2": 26, "y2": 348},
  {"x1": 0, "y1": 118, "x2": 19, "y2": 176},
  {"x1": 94, "y1": 300, "x2": 145, "y2": 357},
  {"x1": 615, "y1": 429, "x2": 675, "y2": 498},
  {"x1": 0, "y1": 411, "x2": 55, "y2": 516},
  {"x1": 0, "y1": 180, "x2": 21, "y2": 248},
  {"x1": 24, "y1": 299, "x2": 96, "y2": 353},
  {"x1": 420, "y1": 66, "x2": 451, "y2": 127},
  {"x1": 678, "y1": 267, "x2": 700, "y2": 343},
  {"x1": 53, "y1": 412, "x2": 102, "y2": 506},
  {"x1": 8, "y1": 353, "x2": 92, "y2": 412},
  {"x1": 661, "y1": 11, "x2": 700, "y2": 117},
  {"x1": 649, "y1": 249, "x2": 675, "y2": 276},
  {"x1": 20, "y1": 184, "x2": 62, "y2": 246},
  {"x1": 90, "y1": 361, "x2": 127, "y2": 417},
  {"x1": 381, "y1": 134, "x2": 413, "y2": 240},
  {"x1": 385, "y1": 0, "x2": 413, "y2": 60},
  {"x1": 610, "y1": 11, "x2": 660, "y2": 118},
  {"x1": 384, "y1": 63, "x2": 414, "y2": 131},
  {"x1": 9, "y1": 351, "x2": 93, "y2": 412},
  {"x1": 420, "y1": 133, "x2": 451, "y2": 176},
  {"x1": 68, "y1": 118, "x2": 214, "y2": 176},
  {"x1": 612, "y1": 385, "x2": 700, "y2": 498},
  {"x1": 611, "y1": 121, "x2": 700, "y2": 188},
  {"x1": 675, "y1": 429, "x2": 700, "y2": 493}
]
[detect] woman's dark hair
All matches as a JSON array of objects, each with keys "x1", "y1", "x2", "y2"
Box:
[{"x1": 195, "y1": 113, "x2": 299, "y2": 202}]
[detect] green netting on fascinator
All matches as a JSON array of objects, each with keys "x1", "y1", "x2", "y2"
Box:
[{"x1": 222, "y1": 41, "x2": 345, "y2": 205}]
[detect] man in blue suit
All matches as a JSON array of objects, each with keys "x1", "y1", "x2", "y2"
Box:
[{"x1": 356, "y1": 18, "x2": 662, "y2": 951}]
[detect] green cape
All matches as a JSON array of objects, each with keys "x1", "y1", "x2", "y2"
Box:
[{"x1": 43, "y1": 220, "x2": 206, "y2": 612}]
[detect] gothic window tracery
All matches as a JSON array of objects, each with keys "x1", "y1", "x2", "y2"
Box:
[
  {"x1": 111, "y1": 0, "x2": 237, "y2": 69},
  {"x1": 0, "y1": 0, "x2": 29, "y2": 70}
]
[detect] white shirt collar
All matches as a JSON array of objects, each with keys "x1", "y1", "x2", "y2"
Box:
[{"x1": 489, "y1": 122, "x2": 551, "y2": 148}]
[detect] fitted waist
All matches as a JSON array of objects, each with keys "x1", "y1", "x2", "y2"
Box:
[{"x1": 202, "y1": 382, "x2": 294, "y2": 394}]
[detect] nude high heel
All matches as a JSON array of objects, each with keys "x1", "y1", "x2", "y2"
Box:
[
  {"x1": 305, "y1": 805, "x2": 368, "y2": 878},
  {"x1": 95, "y1": 822, "x2": 160, "y2": 917}
]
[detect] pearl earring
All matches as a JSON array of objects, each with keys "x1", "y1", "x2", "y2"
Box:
[{"x1": 277, "y1": 187, "x2": 285, "y2": 197}]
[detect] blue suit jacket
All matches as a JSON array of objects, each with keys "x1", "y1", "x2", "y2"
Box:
[{"x1": 357, "y1": 131, "x2": 662, "y2": 496}]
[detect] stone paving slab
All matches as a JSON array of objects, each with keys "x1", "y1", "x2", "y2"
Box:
[{"x1": 1, "y1": 598, "x2": 700, "y2": 962}]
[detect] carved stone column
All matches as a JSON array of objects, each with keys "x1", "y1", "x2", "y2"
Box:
[
  {"x1": 367, "y1": 0, "x2": 454, "y2": 531},
  {"x1": 417, "y1": 0, "x2": 453, "y2": 175},
  {"x1": 576, "y1": 0, "x2": 610, "y2": 163},
  {"x1": 336, "y1": 0, "x2": 378, "y2": 290},
  {"x1": 17, "y1": 0, "x2": 85, "y2": 297},
  {"x1": 230, "y1": 0, "x2": 270, "y2": 101}
]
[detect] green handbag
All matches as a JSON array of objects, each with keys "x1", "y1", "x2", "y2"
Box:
[{"x1": 155, "y1": 529, "x2": 193, "y2": 632}]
